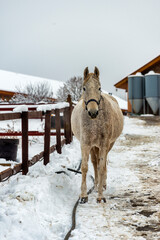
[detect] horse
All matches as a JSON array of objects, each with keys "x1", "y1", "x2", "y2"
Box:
[{"x1": 71, "y1": 67, "x2": 123, "y2": 203}]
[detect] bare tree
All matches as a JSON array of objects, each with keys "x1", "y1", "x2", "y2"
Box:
[
  {"x1": 10, "y1": 81, "x2": 54, "y2": 103},
  {"x1": 57, "y1": 76, "x2": 83, "y2": 102}
]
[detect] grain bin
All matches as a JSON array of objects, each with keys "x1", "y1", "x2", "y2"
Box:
[
  {"x1": 145, "y1": 71, "x2": 160, "y2": 114},
  {"x1": 128, "y1": 73, "x2": 144, "y2": 113}
]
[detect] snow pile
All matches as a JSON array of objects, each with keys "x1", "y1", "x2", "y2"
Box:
[
  {"x1": 37, "y1": 102, "x2": 69, "y2": 112},
  {"x1": 13, "y1": 105, "x2": 28, "y2": 113}
]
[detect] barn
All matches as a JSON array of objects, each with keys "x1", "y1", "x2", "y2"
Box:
[{"x1": 114, "y1": 55, "x2": 160, "y2": 114}]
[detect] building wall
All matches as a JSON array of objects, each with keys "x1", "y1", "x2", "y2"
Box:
[{"x1": 0, "y1": 91, "x2": 15, "y2": 101}]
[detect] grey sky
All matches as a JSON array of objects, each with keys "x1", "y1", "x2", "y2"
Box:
[{"x1": 0, "y1": 0, "x2": 160, "y2": 97}]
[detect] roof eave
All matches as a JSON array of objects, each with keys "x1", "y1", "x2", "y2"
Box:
[{"x1": 114, "y1": 55, "x2": 160, "y2": 89}]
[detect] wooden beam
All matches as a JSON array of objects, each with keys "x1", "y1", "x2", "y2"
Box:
[
  {"x1": 0, "y1": 131, "x2": 64, "y2": 136},
  {"x1": 55, "y1": 109, "x2": 61, "y2": 154},
  {"x1": 22, "y1": 111, "x2": 29, "y2": 175},
  {"x1": 44, "y1": 110, "x2": 51, "y2": 165},
  {"x1": 0, "y1": 168, "x2": 12, "y2": 182},
  {"x1": 0, "y1": 112, "x2": 21, "y2": 121},
  {"x1": 64, "y1": 107, "x2": 72, "y2": 144}
]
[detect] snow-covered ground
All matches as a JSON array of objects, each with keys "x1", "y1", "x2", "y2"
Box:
[{"x1": 0, "y1": 116, "x2": 160, "y2": 239}]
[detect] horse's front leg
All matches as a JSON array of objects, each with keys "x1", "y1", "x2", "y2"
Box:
[
  {"x1": 90, "y1": 147, "x2": 99, "y2": 191},
  {"x1": 97, "y1": 147, "x2": 108, "y2": 203},
  {"x1": 80, "y1": 145, "x2": 90, "y2": 204}
]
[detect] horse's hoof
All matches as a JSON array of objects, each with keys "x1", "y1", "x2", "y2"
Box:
[
  {"x1": 80, "y1": 196, "x2": 88, "y2": 204},
  {"x1": 97, "y1": 197, "x2": 106, "y2": 203}
]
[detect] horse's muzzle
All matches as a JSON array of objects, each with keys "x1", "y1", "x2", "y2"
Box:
[{"x1": 88, "y1": 110, "x2": 99, "y2": 119}]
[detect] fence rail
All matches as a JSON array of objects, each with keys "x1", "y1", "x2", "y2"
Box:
[{"x1": 0, "y1": 97, "x2": 73, "y2": 182}]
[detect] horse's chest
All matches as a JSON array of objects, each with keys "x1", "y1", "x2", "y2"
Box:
[{"x1": 81, "y1": 117, "x2": 109, "y2": 146}]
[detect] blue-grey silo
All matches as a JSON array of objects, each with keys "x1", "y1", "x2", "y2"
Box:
[
  {"x1": 128, "y1": 74, "x2": 144, "y2": 113},
  {"x1": 145, "y1": 72, "x2": 160, "y2": 114}
]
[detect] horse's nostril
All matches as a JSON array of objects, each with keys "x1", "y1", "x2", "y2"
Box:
[
  {"x1": 88, "y1": 111, "x2": 91, "y2": 117},
  {"x1": 88, "y1": 111, "x2": 98, "y2": 119}
]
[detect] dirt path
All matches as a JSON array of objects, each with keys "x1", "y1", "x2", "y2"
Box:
[{"x1": 71, "y1": 117, "x2": 160, "y2": 240}]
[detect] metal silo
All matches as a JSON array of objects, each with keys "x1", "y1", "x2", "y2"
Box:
[
  {"x1": 128, "y1": 73, "x2": 144, "y2": 113},
  {"x1": 145, "y1": 72, "x2": 160, "y2": 114}
]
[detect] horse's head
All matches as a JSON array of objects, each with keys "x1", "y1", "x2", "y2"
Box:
[{"x1": 83, "y1": 67, "x2": 102, "y2": 119}]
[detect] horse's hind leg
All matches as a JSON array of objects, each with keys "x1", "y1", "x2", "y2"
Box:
[
  {"x1": 102, "y1": 142, "x2": 114, "y2": 190},
  {"x1": 103, "y1": 159, "x2": 107, "y2": 190},
  {"x1": 97, "y1": 147, "x2": 108, "y2": 203},
  {"x1": 90, "y1": 147, "x2": 99, "y2": 191}
]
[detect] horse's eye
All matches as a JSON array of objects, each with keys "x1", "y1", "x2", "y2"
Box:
[
  {"x1": 99, "y1": 87, "x2": 101, "y2": 91},
  {"x1": 83, "y1": 87, "x2": 86, "y2": 91}
]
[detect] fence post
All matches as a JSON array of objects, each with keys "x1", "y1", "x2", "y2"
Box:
[
  {"x1": 22, "y1": 111, "x2": 28, "y2": 175},
  {"x1": 55, "y1": 109, "x2": 61, "y2": 154},
  {"x1": 67, "y1": 94, "x2": 73, "y2": 143},
  {"x1": 44, "y1": 110, "x2": 51, "y2": 165},
  {"x1": 64, "y1": 107, "x2": 71, "y2": 144}
]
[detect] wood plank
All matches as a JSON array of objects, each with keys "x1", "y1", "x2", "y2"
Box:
[
  {"x1": 28, "y1": 111, "x2": 44, "y2": 119},
  {"x1": 22, "y1": 111, "x2": 29, "y2": 175},
  {"x1": 55, "y1": 109, "x2": 61, "y2": 154},
  {"x1": 13, "y1": 163, "x2": 22, "y2": 174},
  {"x1": 28, "y1": 151, "x2": 44, "y2": 167},
  {"x1": 50, "y1": 144, "x2": 56, "y2": 154},
  {"x1": 0, "y1": 163, "x2": 11, "y2": 167},
  {"x1": 0, "y1": 131, "x2": 64, "y2": 136},
  {"x1": 61, "y1": 138, "x2": 66, "y2": 147},
  {"x1": 0, "y1": 112, "x2": 21, "y2": 121},
  {"x1": 64, "y1": 107, "x2": 72, "y2": 144},
  {"x1": 0, "y1": 168, "x2": 12, "y2": 182},
  {"x1": 44, "y1": 110, "x2": 51, "y2": 165}
]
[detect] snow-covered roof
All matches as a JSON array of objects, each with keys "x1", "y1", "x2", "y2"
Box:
[
  {"x1": 0, "y1": 70, "x2": 64, "y2": 98},
  {"x1": 0, "y1": 70, "x2": 127, "y2": 110}
]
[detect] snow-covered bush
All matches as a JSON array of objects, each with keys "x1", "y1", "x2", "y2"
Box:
[
  {"x1": 10, "y1": 81, "x2": 54, "y2": 103},
  {"x1": 57, "y1": 76, "x2": 83, "y2": 102}
]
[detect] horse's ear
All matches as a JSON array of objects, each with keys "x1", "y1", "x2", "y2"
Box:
[
  {"x1": 84, "y1": 67, "x2": 89, "y2": 79},
  {"x1": 94, "y1": 66, "x2": 99, "y2": 78}
]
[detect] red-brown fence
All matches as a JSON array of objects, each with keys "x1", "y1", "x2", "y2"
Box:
[{"x1": 0, "y1": 98, "x2": 73, "y2": 182}]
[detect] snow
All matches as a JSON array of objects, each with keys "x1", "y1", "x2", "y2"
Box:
[
  {"x1": 37, "y1": 102, "x2": 69, "y2": 112},
  {"x1": 13, "y1": 105, "x2": 28, "y2": 113},
  {"x1": 102, "y1": 90, "x2": 127, "y2": 110},
  {"x1": 0, "y1": 116, "x2": 160, "y2": 239},
  {"x1": 0, "y1": 69, "x2": 64, "y2": 98},
  {"x1": 145, "y1": 70, "x2": 160, "y2": 76},
  {"x1": 129, "y1": 72, "x2": 144, "y2": 77}
]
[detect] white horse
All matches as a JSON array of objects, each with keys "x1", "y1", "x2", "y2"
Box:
[{"x1": 71, "y1": 67, "x2": 123, "y2": 203}]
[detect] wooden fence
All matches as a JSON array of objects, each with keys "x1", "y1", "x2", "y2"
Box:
[{"x1": 0, "y1": 99, "x2": 73, "y2": 182}]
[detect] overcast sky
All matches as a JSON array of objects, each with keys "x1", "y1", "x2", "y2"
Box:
[{"x1": 0, "y1": 0, "x2": 160, "y2": 97}]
